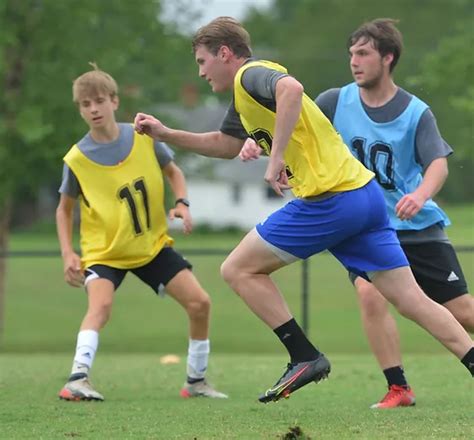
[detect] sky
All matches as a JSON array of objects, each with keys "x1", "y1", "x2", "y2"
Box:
[
  {"x1": 162, "y1": 0, "x2": 273, "y2": 33},
  {"x1": 194, "y1": 0, "x2": 272, "y2": 27}
]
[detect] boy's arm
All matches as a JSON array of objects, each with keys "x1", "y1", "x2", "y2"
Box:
[
  {"x1": 134, "y1": 113, "x2": 244, "y2": 159},
  {"x1": 162, "y1": 161, "x2": 192, "y2": 234},
  {"x1": 264, "y1": 76, "x2": 304, "y2": 196},
  {"x1": 396, "y1": 108, "x2": 452, "y2": 221},
  {"x1": 395, "y1": 157, "x2": 448, "y2": 221},
  {"x1": 56, "y1": 193, "x2": 84, "y2": 287}
]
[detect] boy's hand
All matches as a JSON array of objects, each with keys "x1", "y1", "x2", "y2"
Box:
[
  {"x1": 239, "y1": 138, "x2": 262, "y2": 161},
  {"x1": 169, "y1": 205, "x2": 193, "y2": 234},
  {"x1": 134, "y1": 112, "x2": 168, "y2": 140},
  {"x1": 264, "y1": 155, "x2": 292, "y2": 197},
  {"x1": 63, "y1": 252, "x2": 84, "y2": 287},
  {"x1": 395, "y1": 192, "x2": 425, "y2": 220}
]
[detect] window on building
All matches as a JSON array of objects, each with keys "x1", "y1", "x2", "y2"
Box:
[
  {"x1": 232, "y1": 183, "x2": 242, "y2": 204},
  {"x1": 265, "y1": 186, "x2": 281, "y2": 199}
]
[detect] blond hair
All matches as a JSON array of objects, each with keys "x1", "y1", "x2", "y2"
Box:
[
  {"x1": 72, "y1": 62, "x2": 118, "y2": 103},
  {"x1": 192, "y1": 16, "x2": 252, "y2": 58}
]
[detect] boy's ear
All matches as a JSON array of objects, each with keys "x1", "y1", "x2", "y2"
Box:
[
  {"x1": 219, "y1": 45, "x2": 232, "y2": 61},
  {"x1": 112, "y1": 95, "x2": 120, "y2": 108},
  {"x1": 382, "y1": 52, "x2": 394, "y2": 68}
]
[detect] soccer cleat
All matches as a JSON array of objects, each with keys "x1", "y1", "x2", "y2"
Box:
[
  {"x1": 258, "y1": 354, "x2": 331, "y2": 403},
  {"x1": 370, "y1": 384, "x2": 416, "y2": 409},
  {"x1": 58, "y1": 374, "x2": 104, "y2": 401},
  {"x1": 180, "y1": 380, "x2": 228, "y2": 398}
]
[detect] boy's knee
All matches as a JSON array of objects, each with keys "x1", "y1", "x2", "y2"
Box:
[
  {"x1": 444, "y1": 294, "x2": 474, "y2": 333},
  {"x1": 452, "y1": 304, "x2": 474, "y2": 333},
  {"x1": 356, "y1": 283, "x2": 388, "y2": 317},
  {"x1": 220, "y1": 258, "x2": 235, "y2": 286},
  {"x1": 87, "y1": 302, "x2": 113, "y2": 327},
  {"x1": 186, "y1": 294, "x2": 211, "y2": 319},
  {"x1": 459, "y1": 314, "x2": 474, "y2": 333}
]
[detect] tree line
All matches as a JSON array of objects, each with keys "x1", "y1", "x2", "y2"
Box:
[{"x1": 0, "y1": 0, "x2": 472, "y2": 336}]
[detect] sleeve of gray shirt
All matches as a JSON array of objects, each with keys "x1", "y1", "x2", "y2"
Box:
[
  {"x1": 219, "y1": 99, "x2": 248, "y2": 139},
  {"x1": 154, "y1": 140, "x2": 175, "y2": 168},
  {"x1": 219, "y1": 65, "x2": 288, "y2": 138},
  {"x1": 58, "y1": 164, "x2": 80, "y2": 198},
  {"x1": 415, "y1": 109, "x2": 453, "y2": 170},
  {"x1": 314, "y1": 88, "x2": 341, "y2": 123},
  {"x1": 241, "y1": 66, "x2": 287, "y2": 101},
  {"x1": 59, "y1": 141, "x2": 175, "y2": 198}
]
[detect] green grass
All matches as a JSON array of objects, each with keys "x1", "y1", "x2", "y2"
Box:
[
  {"x1": 1, "y1": 203, "x2": 473, "y2": 438},
  {"x1": 5, "y1": 250, "x2": 474, "y2": 355},
  {"x1": 438, "y1": 203, "x2": 474, "y2": 245},
  {"x1": 0, "y1": 353, "x2": 473, "y2": 440}
]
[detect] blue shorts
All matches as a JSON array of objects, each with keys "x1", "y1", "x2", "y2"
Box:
[{"x1": 255, "y1": 179, "x2": 408, "y2": 278}]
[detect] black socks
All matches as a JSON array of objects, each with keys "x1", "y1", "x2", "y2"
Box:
[
  {"x1": 460, "y1": 347, "x2": 474, "y2": 377},
  {"x1": 383, "y1": 366, "x2": 409, "y2": 388},
  {"x1": 274, "y1": 318, "x2": 320, "y2": 363}
]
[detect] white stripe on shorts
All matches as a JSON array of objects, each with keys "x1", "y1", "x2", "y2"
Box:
[
  {"x1": 254, "y1": 227, "x2": 300, "y2": 264},
  {"x1": 84, "y1": 269, "x2": 100, "y2": 287}
]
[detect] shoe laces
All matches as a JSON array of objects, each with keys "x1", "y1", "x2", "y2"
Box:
[
  {"x1": 273, "y1": 363, "x2": 295, "y2": 384},
  {"x1": 379, "y1": 385, "x2": 408, "y2": 403}
]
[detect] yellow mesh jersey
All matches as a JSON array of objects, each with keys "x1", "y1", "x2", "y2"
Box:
[
  {"x1": 234, "y1": 60, "x2": 374, "y2": 198},
  {"x1": 64, "y1": 131, "x2": 173, "y2": 269}
]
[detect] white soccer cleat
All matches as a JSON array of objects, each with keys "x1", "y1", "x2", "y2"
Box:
[
  {"x1": 180, "y1": 380, "x2": 228, "y2": 399},
  {"x1": 58, "y1": 375, "x2": 104, "y2": 401}
]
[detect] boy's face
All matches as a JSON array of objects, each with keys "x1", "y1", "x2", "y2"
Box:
[
  {"x1": 349, "y1": 38, "x2": 393, "y2": 89},
  {"x1": 195, "y1": 45, "x2": 234, "y2": 93},
  {"x1": 78, "y1": 93, "x2": 119, "y2": 128}
]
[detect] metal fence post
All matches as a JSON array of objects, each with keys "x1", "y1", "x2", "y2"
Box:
[
  {"x1": 3, "y1": 246, "x2": 474, "y2": 339},
  {"x1": 301, "y1": 258, "x2": 309, "y2": 334}
]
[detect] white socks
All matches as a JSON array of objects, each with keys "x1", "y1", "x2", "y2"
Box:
[
  {"x1": 70, "y1": 333, "x2": 210, "y2": 382},
  {"x1": 187, "y1": 339, "x2": 210, "y2": 380},
  {"x1": 71, "y1": 329, "x2": 99, "y2": 376}
]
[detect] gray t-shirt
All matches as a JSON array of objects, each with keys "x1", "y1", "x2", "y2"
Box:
[
  {"x1": 315, "y1": 87, "x2": 452, "y2": 170},
  {"x1": 220, "y1": 62, "x2": 288, "y2": 139},
  {"x1": 315, "y1": 87, "x2": 452, "y2": 244},
  {"x1": 59, "y1": 123, "x2": 174, "y2": 198}
]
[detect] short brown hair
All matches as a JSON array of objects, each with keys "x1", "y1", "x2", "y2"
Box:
[
  {"x1": 347, "y1": 18, "x2": 403, "y2": 72},
  {"x1": 72, "y1": 62, "x2": 118, "y2": 103},
  {"x1": 192, "y1": 16, "x2": 252, "y2": 58}
]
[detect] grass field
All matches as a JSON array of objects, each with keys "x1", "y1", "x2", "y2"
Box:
[
  {"x1": 1, "y1": 204, "x2": 473, "y2": 439},
  {"x1": 1, "y1": 353, "x2": 473, "y2": 439}
]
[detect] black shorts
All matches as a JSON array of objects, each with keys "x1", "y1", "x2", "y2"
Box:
[
  {"x1": 84, "y1": 247, "x2": 192, "y2": 294},
  {"x1": 349, "y1": 241, "x2": 468, "y2": 304}
]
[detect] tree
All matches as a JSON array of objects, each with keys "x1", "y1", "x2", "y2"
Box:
[
  {"x1": 407, "y1": 18, "x2": 474, "y2": 200},
  {"x1": 243, "y1": 0, "x2": 474, "y2": 201},
  {"x1": 0, "y1": 0, "x2": 196, "y2": 340}
]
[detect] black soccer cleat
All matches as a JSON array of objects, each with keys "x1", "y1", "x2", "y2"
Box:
[{"x1": 258, "y1": 354, "x2": 331, "y2": 403}]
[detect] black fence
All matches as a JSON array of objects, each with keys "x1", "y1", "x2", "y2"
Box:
[{"x1": 2, "y1": 246, "x2": 474, "y2": 334}]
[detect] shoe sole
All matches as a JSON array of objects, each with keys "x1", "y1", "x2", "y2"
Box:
[
  {"x1": 371, "y1": 400, "x2": 416, "y2": 409},
  {"x1": 259, "y1": 366, "x2": 330, "y2": 403},
  {"x1": 180, "y1": 388, "x2": 228, "y2": 398},
  {"x1": 58, "y1": 388, "x2": 104, "y2": 402}
]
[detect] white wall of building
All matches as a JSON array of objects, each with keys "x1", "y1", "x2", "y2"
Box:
[{"x1": 169, "y1": 179, "x2": 291, "y2": 230}]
